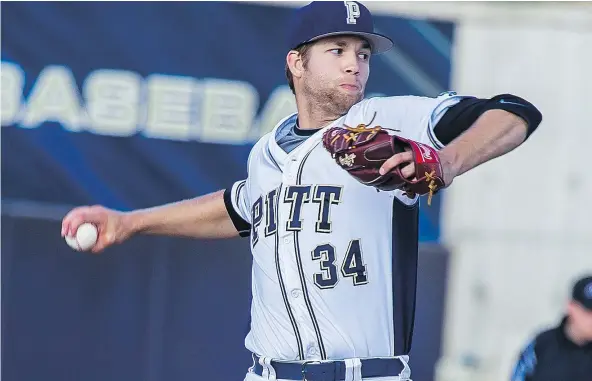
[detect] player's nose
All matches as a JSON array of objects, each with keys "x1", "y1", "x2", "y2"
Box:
[{"x1": 343, "y1": 52, "x2": 360, "y2": 75}]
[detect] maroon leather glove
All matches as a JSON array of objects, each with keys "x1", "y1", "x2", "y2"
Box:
[{"x1": 322, "y1": 124, "x2": 445, "y2": 205}]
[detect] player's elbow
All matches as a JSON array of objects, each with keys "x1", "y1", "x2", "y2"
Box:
[{"x1": 490, "y1": 93, "x2": 542, "y2": 140}]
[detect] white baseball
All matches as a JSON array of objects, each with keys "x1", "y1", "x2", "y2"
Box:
[{"x1": 65, "y1": 222, "x2": 98, "y2": 251}]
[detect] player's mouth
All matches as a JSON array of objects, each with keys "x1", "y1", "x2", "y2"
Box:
[{"x1": 339, "y1": 84, "x2": 359, "y2": 92}]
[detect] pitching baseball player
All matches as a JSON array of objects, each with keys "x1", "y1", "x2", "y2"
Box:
[{"x1": 61, "y1": 2, "x2": 542, "y2": 380}]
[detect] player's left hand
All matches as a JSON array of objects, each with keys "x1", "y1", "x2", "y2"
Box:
[
  {"x1": 322, "y1": 125, "x2": 449, "y2": 205},
  {"x1": 379, "y1": 148, "x2": 458, "y2": 188}
]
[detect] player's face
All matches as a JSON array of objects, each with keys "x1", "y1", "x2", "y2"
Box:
[{"x1": 301, "y1": 36, "x2": 371, "y2": 116}]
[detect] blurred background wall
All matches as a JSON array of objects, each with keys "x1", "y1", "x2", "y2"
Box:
[{"x1": 2, "y1": 2, "x2": 591, "y2": 381}]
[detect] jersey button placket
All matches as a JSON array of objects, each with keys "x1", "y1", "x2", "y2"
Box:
[
  {"x1": 281, "y1": 156, "x2": 315, "y2": 348},
  {"x1": 284, "y1": 155, "x2": 298, "y2": 184}
]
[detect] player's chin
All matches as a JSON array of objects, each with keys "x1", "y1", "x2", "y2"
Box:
[{"x1": 341, "y1": 93, "x2": 363, "y2": 108}]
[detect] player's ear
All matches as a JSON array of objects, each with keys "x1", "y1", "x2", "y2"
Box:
[{"x1": 287, "y1": 50, "x2": 304, "y2": 79}]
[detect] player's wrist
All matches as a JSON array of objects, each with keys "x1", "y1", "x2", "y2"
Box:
[
  {"x1": 436, "y1": 148, "x2": 461, "y2": 186},
  {"x1": 121, "y1": 210, "x2": 145, "y2": 236}
]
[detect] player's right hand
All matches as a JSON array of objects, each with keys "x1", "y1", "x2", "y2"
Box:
[{"x1": 61, "y1": 205, "x2": 133, "y2": 254}]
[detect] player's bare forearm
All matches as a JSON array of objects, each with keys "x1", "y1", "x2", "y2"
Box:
[
  {"x1": 438, "y1": 109, "x2": 528, "y2": 184},
  {"x1": 125, "y1": 190, "x2": 240, "y2": 239}
]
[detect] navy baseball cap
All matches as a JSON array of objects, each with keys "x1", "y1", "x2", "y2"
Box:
[
  {"x1": 572, "y1": 275, "x2": 592, "y2": 310},
  {"x1": 287, "y1": 1, "x2": 394, "y2": 54}
]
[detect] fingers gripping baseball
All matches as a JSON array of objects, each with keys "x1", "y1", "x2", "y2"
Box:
[{"x1": 61, "y1": 205, "x2": 128, "y2": 253}]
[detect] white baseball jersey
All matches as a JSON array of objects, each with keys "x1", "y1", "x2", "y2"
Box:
[{"x1": 225, "y1": 92, "x2": 466, "y2": 361}]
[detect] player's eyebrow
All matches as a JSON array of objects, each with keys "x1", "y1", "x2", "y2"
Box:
[{"x1": 330, "y1": 39, "x2": 371, "y2": 51}]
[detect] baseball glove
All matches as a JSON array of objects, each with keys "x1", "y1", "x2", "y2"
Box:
[{"x1": 322, "y1": 123, "x2": 445, "y2": 205}]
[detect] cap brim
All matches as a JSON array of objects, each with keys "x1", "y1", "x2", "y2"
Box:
[{"x1": 307, "y1": 31, "x2": 394, "y2": 54}]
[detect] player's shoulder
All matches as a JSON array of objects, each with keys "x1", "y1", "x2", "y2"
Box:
[
  {"x1": 246, "y1": 112, "x2": 297, "y2": 165},
  {"x1": 362, "y1": 91, "x2": 463, "y2": 108},
  {"x1": 342, "y1": 92, "x2": 465, "y2": 128},
  {"x1": 347, "y1": 92, "x2": 473, "y2": 124},
  {"x1": 247, "y1": 130, "x2": 274, "y2": 164}
]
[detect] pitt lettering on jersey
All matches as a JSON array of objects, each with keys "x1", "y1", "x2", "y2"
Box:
[
  {"x1": 312, "y1": 186, "x2": 343, "y2": 233},
  {"x1": 250, "y1": 185, "x2": 343, "y2": 247},
  {"x1": 284, "y1": 185, "x2": 312, "y2": 231}
]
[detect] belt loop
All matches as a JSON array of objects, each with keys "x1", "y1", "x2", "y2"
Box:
[
  {"x1": 397, "y1": 355, "x2": 412, "y2": 381},
  {"x1": 259, "y1": 356, "x2": 277, "y2": 381},
  {"x1": 344, "y1": 358, "x2": 362, "y2": 381}
]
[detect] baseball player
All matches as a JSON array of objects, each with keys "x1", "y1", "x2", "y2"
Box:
[{"x1": 61, "y1": 2, "x2": 542, "y2": 380}]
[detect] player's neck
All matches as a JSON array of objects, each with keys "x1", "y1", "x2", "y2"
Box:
[{"x1": 295, "y1": 96, "x2": 342, "y2": 130}]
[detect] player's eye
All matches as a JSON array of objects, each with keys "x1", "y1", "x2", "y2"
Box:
[
  {"x1": 329, "y1": 48, "x2": 344, "y2": 55},
  {"x1": 358, "y1": 52, "x2": 370, "y2": 60}
]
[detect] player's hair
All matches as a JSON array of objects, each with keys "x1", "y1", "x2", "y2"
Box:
[{"x1": 286, "y1": 43, "x2": 313, "y2": 95}]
